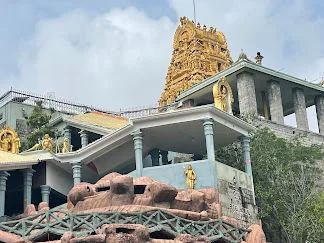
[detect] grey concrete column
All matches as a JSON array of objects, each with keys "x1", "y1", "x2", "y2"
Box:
[
  {"x1": 40, "y1": 185, "x2": 51, "y2": 204},
  {"x1": 267, "y1": 80, "x2": 284, "y2": 124},
  {"x1": 292, "y1": 88, "x2": 309, "y2": 130},
  {"x1": 315, "y1": 95, "x2": 324, "y2": 134},
  {"x1": 23, "y1": 168, "x2": 35, "y2": 209},
  {"x1": 160, "y1": 150, "x2": 168, "y2": 165},
  {"x1": 0, "y1": 171, "x2": 10, "y2": 217},
  {"x1": 203, "y1": 119, "x2": 215, "y2": 161},
  {"x1": 72, "y1": 163, "x2": 82, "y2": 186},
  {"x1": 237, "y1": 72, "x2": 258, "y2": 115},
  {"x1": 149, "y1": 148, "x2": 160, "y2": 166},
  {"x1": 64, "y1": 126, "x2": 72, "y2": 145},
  {"x1": 240, "y1": 136, "x2": 252, "y2": 176},
  {"x1": 79, "y1": 130, "x2": 89, "y2": 148},
  {"x1": 202, "y1": 119, "x2": 217, "y2": 188},
  {"x1": 133, "y1": 130, "x2": 143, "y2": 177}
]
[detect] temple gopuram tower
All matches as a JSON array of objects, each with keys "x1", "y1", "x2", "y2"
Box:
[{"x1": 159, "y1": 17, "x2": 233, "y2": 106}]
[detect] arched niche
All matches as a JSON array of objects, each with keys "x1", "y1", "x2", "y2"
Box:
[{"x1": 212, "y1": 77, "x2": 234, "y2": 114}]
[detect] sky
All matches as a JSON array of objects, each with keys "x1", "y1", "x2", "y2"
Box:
[{"x1": 0, "y1": 0, "x2": 324, "y2": 131}]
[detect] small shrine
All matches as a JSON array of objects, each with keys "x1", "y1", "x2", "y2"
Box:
[{"x1": 0, "y1": 125, "x2": 21, "y2": 154}]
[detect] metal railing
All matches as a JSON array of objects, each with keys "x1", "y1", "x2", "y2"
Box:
[
  {"x1": 0, "y1": 89, "x2": 180, "y2": 119},
  {"x1": 0, "y1": 208, "x2": 250, "y2": 242},
  {"x1": 0, "y1": 88, "x2": 118, "y2": 115},
  {"x1": 119, "y1": 102, "x2": 180, "y2": 118}
]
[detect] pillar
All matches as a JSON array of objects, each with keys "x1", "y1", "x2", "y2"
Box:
[
  {"x1": 160, "y1": 150, "x2": 169, "y2": 165},
  {"x1": 23, "y1": 168, "x2": 35, "y2": 209},
  {"x1": 237, "y1": 72, "x2": 258, "y2": 116},
  {"x1": 0, "y1": 171, "x2": 10, "y2": 217},
  {"x1": 79, "y1": 130, "x2": 89, "y2": 148},
  {"x1": 292, "y1": 88, "x2": 309, "y2": 130},
  {"x1": 64, "y1": 126, "x2": 72, "y2": 145},
  {"x1": 240, "y1": 136, "x2": 252, "y2": 176},
  {"x1": 133, "y1": 130, "x2": 143, "y2": 177},
  {"x1": 149, "y1": 149, "x2": 160, "y2": 166},
  {"x1": 203, "y1": 119, "x2": 215, "y2": 161},
  {"x1": 72, "y1": 163, "x2": 82, "y2": 185},
  {"x1": 203, "y1": 119, "x2": 217, "y2": 188},
  {"x1": 267, "y1": 80, "x2": 284, "y2": 124},
  {"x1": 40, "y1": 185, "x2": 51, "y2": 204},
  {"x1": 315, "y1": 95, "x2": 324, "y2": 134}
]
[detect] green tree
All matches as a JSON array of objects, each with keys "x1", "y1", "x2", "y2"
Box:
[
  {"x1": 216, "y1": 127, "x2": 324, "y2": 243},
  {"x1": 21, "y1": 100, "x2": 61, "y2": 151}
]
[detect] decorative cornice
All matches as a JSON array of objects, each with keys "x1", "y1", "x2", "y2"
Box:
[{"x1": 177, "y1": 60, "x2": 324, "y2": 100}]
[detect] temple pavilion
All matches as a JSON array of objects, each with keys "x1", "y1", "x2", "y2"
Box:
[{"x1": 0, "y1": 17, "x2": 323, "y2": 233}]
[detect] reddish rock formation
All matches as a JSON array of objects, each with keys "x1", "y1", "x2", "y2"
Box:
[{"x1": 0, "y1": 173, "x2": 267, "y2": 243}]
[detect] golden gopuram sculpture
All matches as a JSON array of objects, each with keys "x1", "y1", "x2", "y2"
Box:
[
  {"x1": 213, "y1": 76, "x2": 234, "y2": 113},
  {"x1": 184, "y1": 164, "x2": 197, "y2": 189},
  {"x1": 159, "y1": 17, "x2": 233, "y2": 106},
  {"x1": 0, "y1": 125, "x2": 21, "y2": 154}
]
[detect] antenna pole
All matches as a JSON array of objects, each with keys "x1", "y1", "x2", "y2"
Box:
[{"x1": 193, "y1": 0, "x2": 196, "y2": 24}]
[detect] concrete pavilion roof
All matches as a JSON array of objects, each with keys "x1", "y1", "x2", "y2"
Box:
[
  {"x1": 176, "y1": 59, "x2": 324, "y2": 116},
  {"x1": 0, "y1": 150, "x2": 41, "y2": 170},
  {"x1": 56, "y1": 105, "x2": 255, "y2": 176},
  {"x1": 49, "y1": 111, "x2": 130, "y2": 136}
]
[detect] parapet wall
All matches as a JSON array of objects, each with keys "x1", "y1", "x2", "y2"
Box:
[{"x1": 258, "y1": 119, "x2": 324, "y2": 146}]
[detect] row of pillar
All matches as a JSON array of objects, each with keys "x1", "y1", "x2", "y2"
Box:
[
  {"x1": 148, "y1": 149, "x2": 169, "y2": 166},
  {"x1": 237, "y1": 72, "x2": 324, "y2": 134},
  {"x1": 0, "y1": 128, "x2": 89, "y2": 217},
  {"x1": 0, "y1": 162, "x2": 82, "y2": 217},
  {"x1": 132, "y1": 119, "x2": 252, "y2": 182},
  {"x1": 64, "y1": 127, "x2": 89, "y2": 149}
]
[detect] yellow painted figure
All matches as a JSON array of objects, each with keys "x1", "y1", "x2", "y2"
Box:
[
  {"x1": 62, "y1": 138, "x2": 73, "y2": 153},
  {"x1": 12, "y1": 133, "x2": 21, "y2": 154},
  {"x1": 184, "y1": 165, "x2": 197, "y2": 189},
  {"x1": 0, "y1": 125, "x2": 21, "y2": 153},
  {"x1": 42, "y1": 134, "x2": 53, "y2": 151}
]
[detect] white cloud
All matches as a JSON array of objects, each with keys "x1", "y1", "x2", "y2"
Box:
[
  {"x1": 7, "y1": 1, "x2": 324, "y2": 132},
  {"x1": 12, "y1": 7, "x2": 176, "y2": 110}
]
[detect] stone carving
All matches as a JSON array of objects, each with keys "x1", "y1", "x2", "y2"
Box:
[
  {"x1": 213, "y1": 76, "x2": 234, "y2": 113},
  {"x1": 1, "y1": 173, "x2": 266, "y2": 243},
  {"x1": 159, "y1": 17, "x2": 233, "y2": 106},
  {"x1": 0, "y1": 125, "x2": 21, "y2": 153},
  {"x1": 183, "y1": 164, "x2": 197, "y2": 189},
  {"x1": 55, "y1": 138, "x2": 73, "y2": 153}
]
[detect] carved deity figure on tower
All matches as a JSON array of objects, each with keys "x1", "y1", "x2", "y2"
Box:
[
  {"x1": 184, "y1": 164, "x2": 197, "y2": 189},
  {"x1": 159, "y1": 17, "x2": 233, "y2": 106},
  {"x1": 0, "y1": 125, "x2": 21, "y2": 154}
]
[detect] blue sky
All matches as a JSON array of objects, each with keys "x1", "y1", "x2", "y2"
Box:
[{"x1": 0, "y1": 0, "x2": 323, "y2": 131}]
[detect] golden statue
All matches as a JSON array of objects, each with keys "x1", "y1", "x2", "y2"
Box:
[
  {"x1": 12, "y1": 133, "x2": 21, "y2": 154},
  {"x1": 184, "y1": 164, "x2": 197, "y2": 189},
  {"x1": 55, "y1": 138, "x2": 73, "y2": 153},
  {"x1": 62, "y1": 138, "x2": 73, "y2": 153},
  {"x1": 213, "y1": 76, "x2": 234, "y2": 113},
  {"x1": 42, "y1": 134, "x2": 53, "y2": 151},
  {"x1": 0, "y1": 125, "x2": 21, "y2": 153},
  {"x1": 159, "y1": 17, "x2": 233, "y2": 106}
]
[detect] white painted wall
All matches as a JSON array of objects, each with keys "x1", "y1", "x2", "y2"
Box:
[{"x1": 46, "y1": 162, "x2": 74, "y2": 196}]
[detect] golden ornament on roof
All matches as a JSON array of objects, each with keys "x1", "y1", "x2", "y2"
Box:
[
  {"x1": 159, "y1": 17, "x2": 233, "y2": 106},
  {"x1": 0, "y1": 125, "x2": 21, "y2": 154}
]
